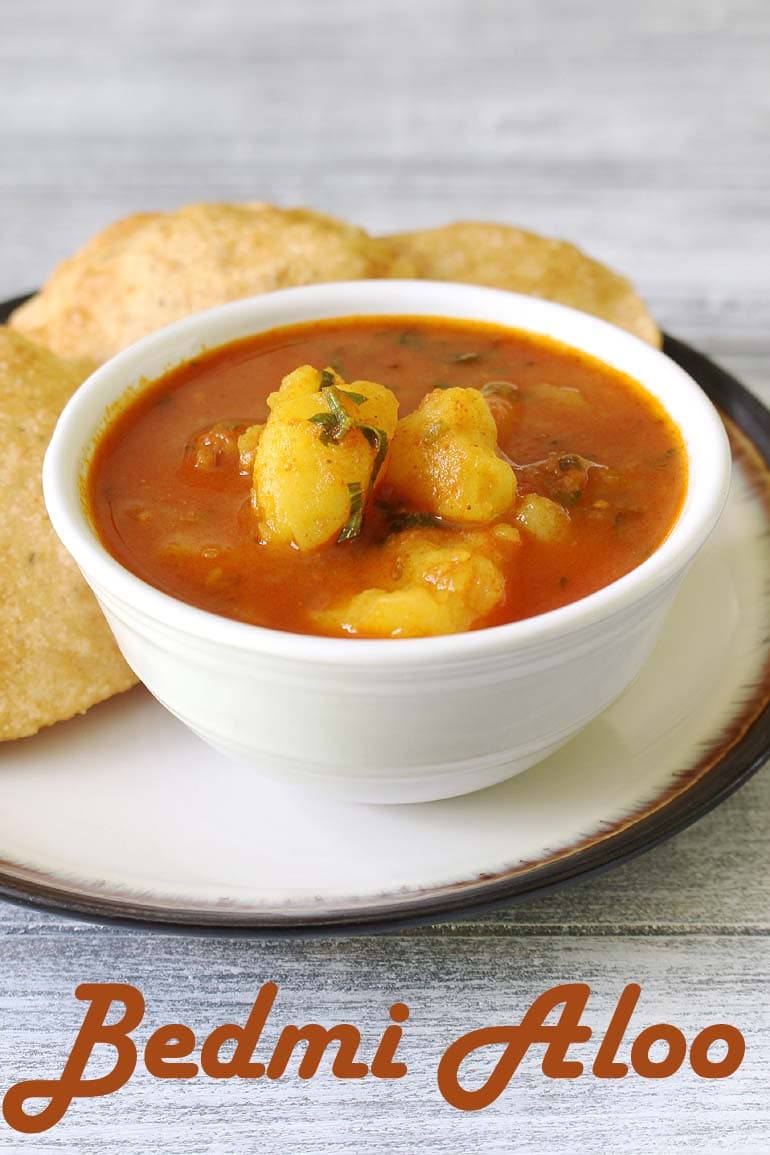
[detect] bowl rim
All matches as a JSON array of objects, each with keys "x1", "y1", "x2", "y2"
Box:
[{"x1": 43, "y1": 279, "x2": 732, "y2": 666}]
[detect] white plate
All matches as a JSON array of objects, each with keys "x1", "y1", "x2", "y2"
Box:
[{"x1": 0, "y1": 336, "x2": 768, "y2": 932}]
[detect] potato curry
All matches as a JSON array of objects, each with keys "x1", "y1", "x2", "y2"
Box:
[{"x1": 89, "y1": 317, "x2": 686, "y2": 638}]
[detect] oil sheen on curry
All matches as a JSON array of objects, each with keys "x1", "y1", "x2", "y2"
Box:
[{"x1": 89, "y1": 317, "x2": 687, "y2": 638}]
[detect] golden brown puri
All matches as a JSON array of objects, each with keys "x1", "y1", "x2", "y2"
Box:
[
  {"x1": 0, "y1": 328, "x2": 137, "y2": 740},
  {"x1": 10, "y1": 205, "x2": 659, "y2": 361},
  {"x1": 384, "y1": 221, "x2": 661, "y2": 347},
  {"x1": 9, "y1": 203, "x2": 417, "y2": 364}
]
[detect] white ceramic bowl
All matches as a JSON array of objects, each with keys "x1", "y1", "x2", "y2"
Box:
[{"x1": 43, "y1": 281, "x2": 731, "y2": 803}]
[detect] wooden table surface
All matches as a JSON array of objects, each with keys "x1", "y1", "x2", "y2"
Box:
[{"x1": 1, "y1": 2, "x2": 768, "y2": 1151}]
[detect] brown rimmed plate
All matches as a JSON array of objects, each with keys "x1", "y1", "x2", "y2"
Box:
[{"x1": 1, "y1": 295, "x2": 768, "y2": 936}]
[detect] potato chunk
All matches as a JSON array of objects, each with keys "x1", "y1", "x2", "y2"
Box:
[
  {"x1": 312, "y1": 526, "x2": 520, "y2": 637},
  {"x1": 252, "y1": 365, "x2": 399, "y2": 551},
  {"x1": 387, "y1": 387, "x2": 516, "y2": 524},
  {"x1": 516, "y1": 494, "x2": 571, "y2": 542},
  {"x1": 237, "y1": 423, "x2": 263, "y2": 474},
  {"x1": 529, "y1": 381, "x2": 586, "y2": 409}
]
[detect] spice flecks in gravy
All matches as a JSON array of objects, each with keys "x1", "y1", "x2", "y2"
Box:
[{"x1": 89, "y1": 316, "x2": 687, "y2": 637}]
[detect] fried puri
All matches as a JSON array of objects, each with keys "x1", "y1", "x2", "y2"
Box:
[
  {"x1": 0, "y1": 328, "x2": 137, "y2": 740},
  {"x1": 11, "y1": 207, "x2": 658, "y2": 361},
  {"x1": 9, "y1": 203, "x2": 413, "y2": 364},
  {"x1": 385, "y1": 221, "x2": 660, "y2": 346}
]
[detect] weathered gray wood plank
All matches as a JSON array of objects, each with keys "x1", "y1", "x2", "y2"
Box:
[
  {"x1": 0, "y1": 934, "x2": 767, "y2": 1153},
  {"x1": 1, "y1": 0, "x2": 769, "y2": 353}
]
